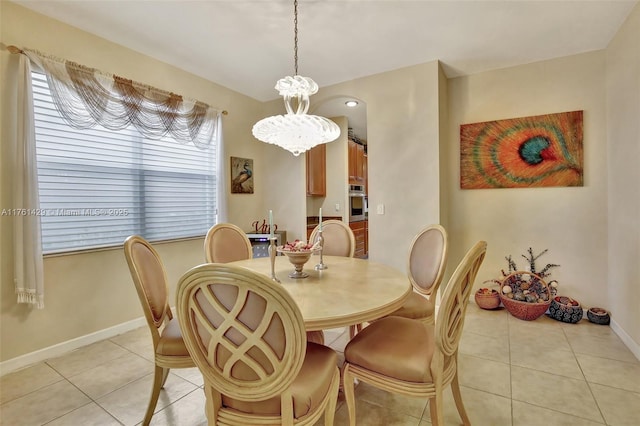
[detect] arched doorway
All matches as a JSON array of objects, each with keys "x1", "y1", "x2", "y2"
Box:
[{"x1": 308, "y1": 96, "x2": 369, "y2": 258}]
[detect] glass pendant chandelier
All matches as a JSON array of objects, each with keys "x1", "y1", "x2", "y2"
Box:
[{"x1": 252, "y1": 0, "x2": 340, "y2": 156}]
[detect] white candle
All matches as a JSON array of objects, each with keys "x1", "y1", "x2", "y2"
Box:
[
  {"x1": 319, "y1": 207, "x2": 323, "y2": 232},
  {"x1": 269, "y1": 210, "x2": 274, "y2": 238}
]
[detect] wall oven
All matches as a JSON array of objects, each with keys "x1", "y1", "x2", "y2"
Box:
[{"x1": 349, "y1": 184, "x2": 366, "y2": 222}]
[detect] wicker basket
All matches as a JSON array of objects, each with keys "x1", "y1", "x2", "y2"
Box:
[
  {"x1": 549, "y1": 296, "x2": 583, "y2": 323},
  {"x1": 499, "y1": 271, "x2": 551, "y2": 321},
  {"x1": 475, "y1": 289, "x2": 501, "y2": 310}
]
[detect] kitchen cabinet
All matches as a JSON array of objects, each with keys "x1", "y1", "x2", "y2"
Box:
[
  {"x1": 306, "y1": 144, "x2": 326, "y2": 196},
  {"x1": 349, "y1": 220, "x2": 368, "y2": 258},
  {"x1": 348, "y1": 139, "x2": 366, "y2": 185},
  {"x1": 365, "y1": 219, "x2": 368, "y2": 255},
  {"x1": 363, "y1": 153, "x2": 368, "y2": 195}
]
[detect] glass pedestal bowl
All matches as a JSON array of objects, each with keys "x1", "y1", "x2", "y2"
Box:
[{"x1": 276, "y1": 247, "x2": 319, "y2": 278}]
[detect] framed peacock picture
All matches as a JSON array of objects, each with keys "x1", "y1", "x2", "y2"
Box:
[
  {"x1": 460, "y1": 110, "x2": 583, "y2": 189},
  {"x1": 230, "y1": 156, "x2": 254, "y2": 194}
]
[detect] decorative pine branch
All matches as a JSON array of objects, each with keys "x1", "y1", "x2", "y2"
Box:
[
  {"x1": 538, "y1": 263, "x2": 560, "y2": 279},
  {"x1": 505, "y1": 255, "x2": 517, "y2": 273}
]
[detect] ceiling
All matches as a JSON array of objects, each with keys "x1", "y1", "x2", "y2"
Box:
[{"x1": 13, "y1": 0, "x2": 637, "y2": 141}]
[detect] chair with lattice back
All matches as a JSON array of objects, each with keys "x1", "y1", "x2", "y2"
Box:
[
  {"x1": 176, "y1": 263, "x2": 340, "y2": 425},
  {"x1": 342, "y1": 241, "x2": 487, "y2": 426}
]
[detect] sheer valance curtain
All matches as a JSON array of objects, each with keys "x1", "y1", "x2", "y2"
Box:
[{"x1": 10, "y1": 47, "x2": 226, "y2": 309}]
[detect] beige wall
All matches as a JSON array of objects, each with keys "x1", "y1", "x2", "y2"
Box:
[
  {"x1": 312, "y1": 62, "x2": 443, "y2": 271},
  {"x1": 305, "y1": 115, "x2": 349, "y2": 223},
  {"x1": 446, "y1": 51, "x2": 608, "y2": 307},
  {"x1": 606, "y1": 5, "x2": 640, "y2": 346},
  {"x1": 0, "y1": 2, "x2": 264, "y2": 363},
  {"x1": 259, "y1": 61, "x2": 442, "y2": 271}
]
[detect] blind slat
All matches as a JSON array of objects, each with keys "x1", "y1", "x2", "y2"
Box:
[{"x1": 32, "y1": 71, "x2": 218, "y2": 253}]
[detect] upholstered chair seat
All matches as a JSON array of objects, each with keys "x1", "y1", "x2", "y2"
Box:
[
  {"x1": 222, "y1": 342, "x2": 337, "y2": 418},
  {"x1": 342, "y1": 241, "x2": 487, "y2": 426},
  {"x1": 155, "y1": 318, "x2": 190, "y2": 357},
  {"x1": 345, "y1": 316, "x2": 435, "y2": 382},
  {"x1": 388, "y1": 292, "x2": 435, "y2": 320}
]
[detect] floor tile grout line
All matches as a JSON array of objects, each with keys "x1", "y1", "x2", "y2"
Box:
[
  {"x1": 47, "y1": 341, "x2": 155, "y2": 426},
  {"x1": 572, "y1": 349, "x2": 640, "y2": 365},
  {"x1": 44, "y1": 345, "x2": 150, "y2": 381},
  {"x1": 510, "y1": 392, "x2": 608, "y2": 425},
  {"x1": 515, "y1": 322, "x2": 607, "y2": 424},
  {"x1": 40, "y1": 400, "x2": 125, "y2": 426},
  {"x1": 4, "y1": 307, "x2": 638, "y2": 425},
  {"x1": 152, "y1": 386, "x2": 206, "y2": 421},
  {"x1": 506, "y1": 310, "x2": 514, "y2": 426},
  {"x1": 584, "y1": 381, "x2": 612, "y2": 426},
  {"x1": 0, "y1": 374, "x2": 66, "y2": 406}
]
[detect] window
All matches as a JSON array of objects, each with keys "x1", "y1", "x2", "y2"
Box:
[{"x1": 32, "y1": 72, "x2": 218, "y2": 254}]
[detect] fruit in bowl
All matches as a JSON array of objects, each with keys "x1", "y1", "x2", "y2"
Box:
[{"x1": 279, "y1": 239, "x2": 320, "y2": 252}]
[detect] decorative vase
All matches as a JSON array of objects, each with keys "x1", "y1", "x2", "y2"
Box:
[
  {"x1": 587, "y1": 307, "x2": 610, "y2": 325},
  {"x1": 475, "y1": 288, "x2": 501, "y2": 310},
  {"x1": 548, "y1": 296, "x2": 583, "y2": 324},
  {"x1": 277, "y1": 248, "x2": 319, "y2": 278}
]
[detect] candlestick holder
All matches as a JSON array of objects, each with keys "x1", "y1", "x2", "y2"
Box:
[
  {"x1": 314, "y1": 230, "x2": 328, "y2": 270},
  {"x1": 268, "y1": 237, "x2": 280, "y2": 283}
]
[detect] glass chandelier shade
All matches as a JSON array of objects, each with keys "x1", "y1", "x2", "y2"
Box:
[
  {"x1": 252, "y1": 76, "x2": 340, "y2": 156},
  {"x1": 252, "y1": 0, "x2": 341, "y2": 156}
]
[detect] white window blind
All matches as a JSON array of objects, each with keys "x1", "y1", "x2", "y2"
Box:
[{"x1": 32, "y1": 72, "x2": 217, "y2": 254}]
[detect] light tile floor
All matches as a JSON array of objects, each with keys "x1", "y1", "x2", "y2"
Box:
[{"x1": 2, "y1": 303, "x2": 639, "y2": 425}]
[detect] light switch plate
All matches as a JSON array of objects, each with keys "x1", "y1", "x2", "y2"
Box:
[
  {"x1": 335, "y1": 203, "x2": 340, "y2": 211},
  {"x1": 377, "y1": 204, "x2": 385, "y2": 215}
]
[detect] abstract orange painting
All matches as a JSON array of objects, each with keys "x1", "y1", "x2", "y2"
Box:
[{"x1": 460, "y1": 111, "x2": 583, "y2": 189}]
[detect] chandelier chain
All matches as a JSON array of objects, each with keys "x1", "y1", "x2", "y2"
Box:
[
  {"x1": 252, "y1": 0, "x2": 341, "y2": 156},
  {"x1": 294, "y1": 0, "x2": 298, "y2": 75}
]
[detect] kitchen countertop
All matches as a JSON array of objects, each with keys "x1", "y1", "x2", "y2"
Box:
[{"x1": 306, "y1": 215, "x2": 342, "y2": 228}]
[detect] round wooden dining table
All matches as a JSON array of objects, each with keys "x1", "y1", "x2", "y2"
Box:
[{"x1": 229, "y1": 255, "x2": 412, "y2": 332}]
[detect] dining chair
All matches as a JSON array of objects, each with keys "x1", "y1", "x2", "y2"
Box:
[
  {"x1": 342, "y1": 240, "x2": 487, "y2": 426},
  {"x1": 309, "y1": 219, "x2": 358, "y2": 338},
  {"x1": 386, "y1": 224, "x2": 448, "y2": 325},
  {"x1": 204, "y1": 222, "x2": 253, "y2": 263},
  {"x1": 309, "y1": 219, "x2": 355, "y2": 258},
  {"x1": 123, "y1": 235, "x2": 195, "y2": 426},
  {"x1": 176, "y1": 263, "x2": 340, "y2": 425}
]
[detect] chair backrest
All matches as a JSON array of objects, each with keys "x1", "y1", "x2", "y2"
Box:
[
  {"x1": 407, "y1": 224, "x2": 448, "y2": 296},
  {"x1": 434, "y1": 241, "x2": 487, "y2": 364},
  {"x1": 309, "y1": 219, "x2": 355, "y2": 257},
  {"x1": 176, "y1": 263, "x2": 307, "y2": 402},
  {"x1": 123, "y1": 235, "x2": 171, "y2": 343},
  {"x1": 204, "y1": 223, "x2": 253, "y2": 263}
]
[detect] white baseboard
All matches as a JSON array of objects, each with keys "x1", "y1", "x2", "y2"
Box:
[
  {"x1": 0, "y1": 316, "x2": 147, "y2": 377},
  {"x1": 610, "y1": 318, "x2": 640, "y2": 361}
]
